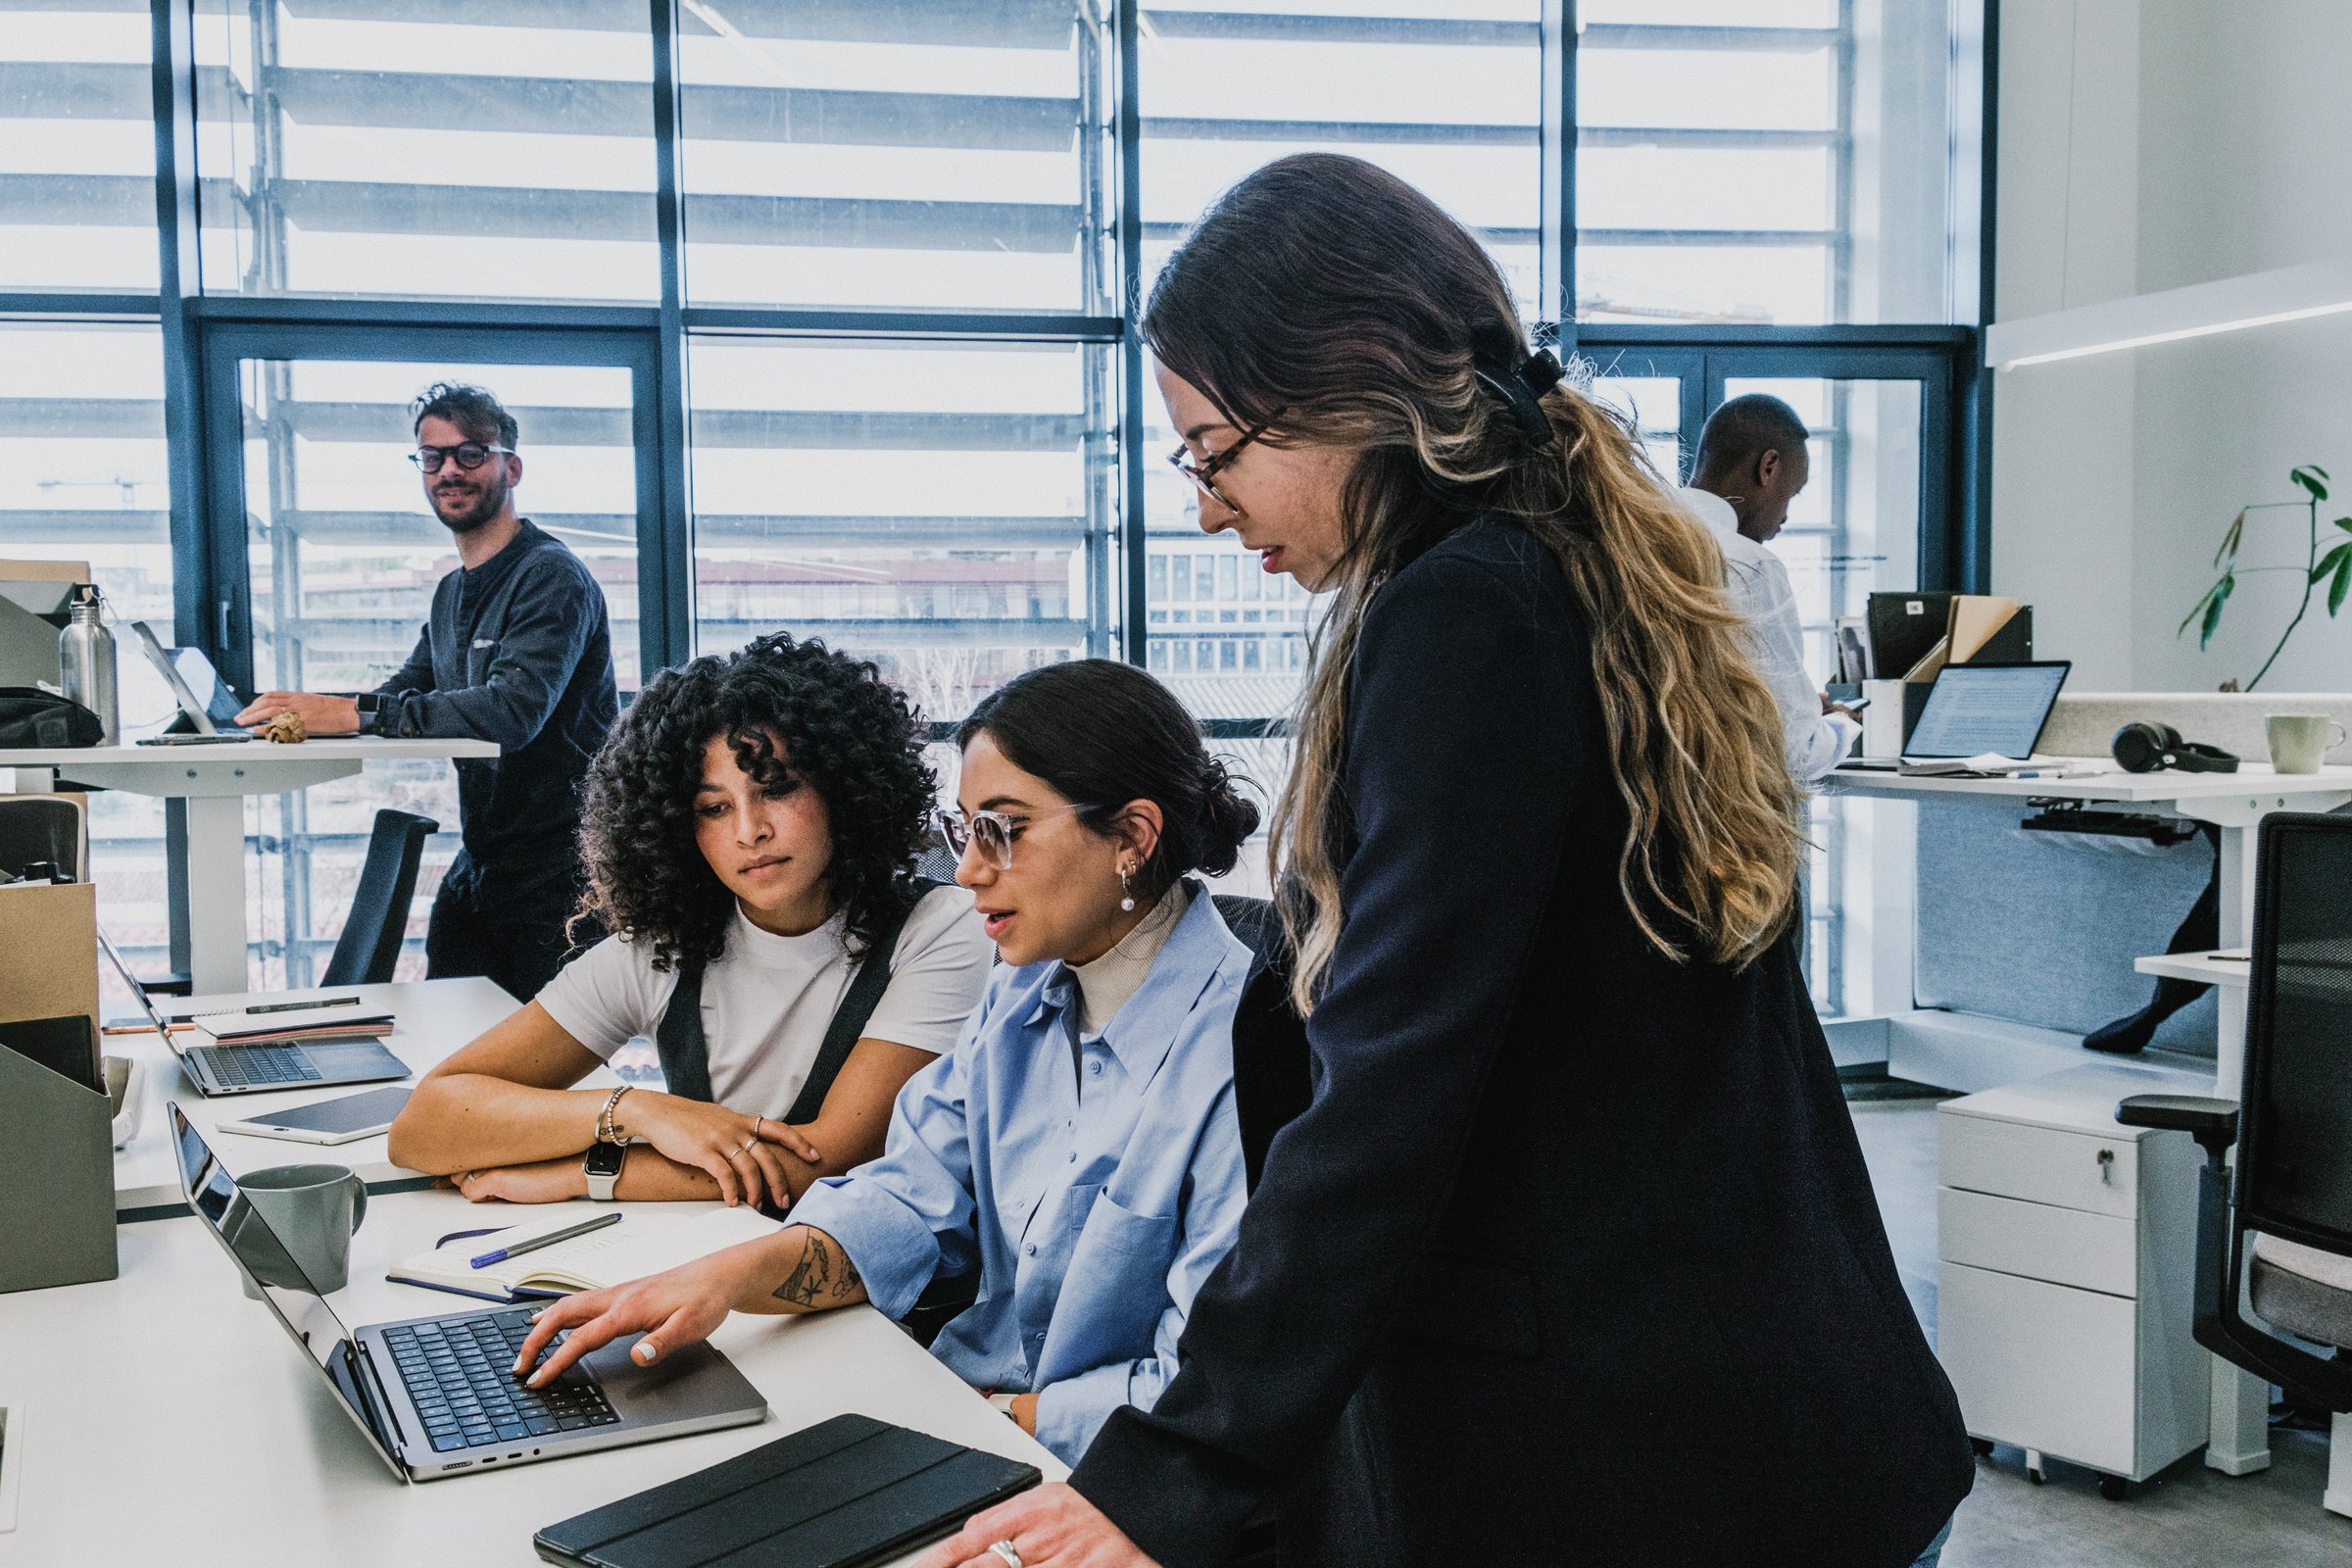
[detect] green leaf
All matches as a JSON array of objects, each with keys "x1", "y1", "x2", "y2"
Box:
[
  {"x1": 2200, "y1": 573, "x2": 2234, "y2": 649},
  {"x1": 2336, "y1": 515, "x2": 2352, "y2": 535},
  {"x1": 2330, "y1": 553, "x2": 2352, "y2": 615},
  {"x1": 2311, "y1": 541, "x2": 2351, "y2": 583},
  {"x1": 2180, "y1": 585, "x2": 2218, "y2": 639},
  {"x1": 2291, "y1": 466, "x2": 2329, "y2": 502},
  {"x1": 2216, "y1": 508, "x2": 2247, "y2": 566}
]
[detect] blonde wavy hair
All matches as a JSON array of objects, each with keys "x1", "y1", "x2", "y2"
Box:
[{"x1": 1145, "y1": 154, "x2": 1803, "y2": 1014}]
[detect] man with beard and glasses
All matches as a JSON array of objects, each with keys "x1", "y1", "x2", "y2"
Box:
[{"x1": 237, "y1": 381, "x2": 619, "y2": 1001}]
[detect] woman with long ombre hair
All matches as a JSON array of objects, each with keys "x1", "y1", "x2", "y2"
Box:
[{"x1": 911, "y1": 155, "x2": 1971, "y2": 1568}]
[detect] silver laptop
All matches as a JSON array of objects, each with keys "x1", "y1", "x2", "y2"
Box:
[
  {"x1": 169, "y1": 1103, "x2": 766, "y2": 1482},
  {"x1": 127, "y1": 619, "x2": 255, "y2": 742},
  {"x1": 1900, "y1": 660, "x2": 2072, "y2": 761},
  {"x1": 99, "y1": 923, "x2": 410, "y2": 1096}
]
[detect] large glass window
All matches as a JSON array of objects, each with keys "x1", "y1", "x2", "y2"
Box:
[
  {"x1": 678, "y1": 3, "x2": 1115, "y2": 312},
  {"x1": 0, "y1": 2, "x2": 160, "y2": 290},
  {"x1": 688, "y1": 336, "x2": 1114, "y2": 721},
  {"x1": 1139, "y1": 2, "x2": 1544, "y2": 311},
  {"x1": 232, "y1": 358, "x2": 642, "y2": 986},
  {"x1": 1577, "y1": 0, "x2": 1957, "y2": 324},
  {"x1": 0, "y1": 321, "x2": 174, "y2": 985},
  {"x1": 192, "y1": 2, "x2": 660, "y2": 301}
]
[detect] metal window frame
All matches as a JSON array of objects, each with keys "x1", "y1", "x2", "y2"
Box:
[{"x1": 9, "y1": 1, "x2": 1996, "y2": 974}]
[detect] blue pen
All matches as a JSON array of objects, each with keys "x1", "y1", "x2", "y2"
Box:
[{"x1": 469, "y1": 1210, "x2": 622, "y2": 1268}]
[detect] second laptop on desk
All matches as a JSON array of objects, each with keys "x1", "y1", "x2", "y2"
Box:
[
  {"x1": 99, "y1": 926, "x2": 409, "y2": 1096},
  {"x1": 1841, "y1": 661, "x2": 2080, "y2": 777}
]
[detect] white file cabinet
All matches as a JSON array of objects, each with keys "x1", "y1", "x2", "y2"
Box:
[{"x1": 1936, "y1": 1062, "x2": 2211, "y2": 1497}]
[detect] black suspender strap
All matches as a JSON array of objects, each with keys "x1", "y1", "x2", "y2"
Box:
[
  {"x1": 782, "y1": 882, "x2": 933, "y2": 1125},
  {"x1": 652, "y1": 958, "x2": 712, "y2": 1104},
  {"x1": 650, "y1": 881, "x2": 936, "y2": 1119}
]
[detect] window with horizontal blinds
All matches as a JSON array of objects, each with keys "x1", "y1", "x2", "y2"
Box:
[{"x1": 0, "y1": 3, "x2": 161, "y2": 290}]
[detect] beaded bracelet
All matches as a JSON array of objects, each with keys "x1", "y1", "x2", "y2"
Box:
[{"x1": 595, "y1": 1085, "x2": 631, "y2": 1146}]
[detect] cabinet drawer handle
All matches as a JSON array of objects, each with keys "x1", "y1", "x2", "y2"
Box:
[{"x1": 2097, "y1": 1149, "x2": 2116, "y2": 1184}]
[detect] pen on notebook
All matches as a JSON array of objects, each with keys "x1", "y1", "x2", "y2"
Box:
[{"x1": 470, "y1": 1210, "x2": 622, "y2": 1269}]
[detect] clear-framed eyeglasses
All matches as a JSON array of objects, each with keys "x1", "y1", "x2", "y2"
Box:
[
  {"x1": 935, "y1": 803, "x2": 1102, "y2": 870},
  {"x1": 1165, "y1": 416, "x2": 1275, "y2": 513},
  {"x1": 410, "y1": 441, "x2": 516, "y2": 474}
]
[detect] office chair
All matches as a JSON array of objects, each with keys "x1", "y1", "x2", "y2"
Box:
[
  {"x1": 2119, "y1": 810, "x2": 2352, "y2": 1517},
  {"x1": 319, "y1": 809, "x2": 439, "y2": 987},
  {"x1": 1210, "y1": 892, "x2": 1273, "y2": 959}
]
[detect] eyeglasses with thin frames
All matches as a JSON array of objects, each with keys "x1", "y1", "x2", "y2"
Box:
[
  {"x1": 410, "y1": 442, "x2": 515, "y2": 474},
  {"x1": 935, "y1": 803, "x2": 1103, "y2": 871},
  {"x1": 1166, "y1": 417, "x2": 1275, "y2": 513}
]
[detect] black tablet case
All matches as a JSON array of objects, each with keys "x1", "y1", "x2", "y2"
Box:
[{"x1": 534, "y1": 1413, "x2": 1041, "y2": 1568}]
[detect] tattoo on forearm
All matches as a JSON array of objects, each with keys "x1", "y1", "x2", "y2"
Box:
[{"x1": 771, "y1": 1232, "x2": 862, "y2": 1306}]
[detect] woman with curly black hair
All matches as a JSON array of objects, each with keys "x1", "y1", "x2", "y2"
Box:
[
  {"x1": 389, "y1": 633, "x2": 991, "y2": 1210},
  {"x1": 514, "y1": 659, "x2": 1263, "y2": 1468}
]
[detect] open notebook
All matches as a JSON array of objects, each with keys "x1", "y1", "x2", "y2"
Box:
[{"x1": 389, "y1": 1205, "x2": 782, "y2": 1303}]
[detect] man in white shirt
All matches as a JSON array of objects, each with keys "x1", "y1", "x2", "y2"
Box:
[{"x1": 1678, "y1": 393, "x2": 1860, "y2": 786}]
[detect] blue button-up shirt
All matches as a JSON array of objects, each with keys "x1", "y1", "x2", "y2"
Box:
[{"x1": 789, "y1": 885, "x2": 1251, "y2": 1463}]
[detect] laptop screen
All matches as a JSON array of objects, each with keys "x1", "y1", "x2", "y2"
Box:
[
  {"x1": 168, "y1": 1103, "x2": 404, "y2": 1473},
  {"x1": 1903, "y1": 662, "x2": 2071, "y2": 760}
]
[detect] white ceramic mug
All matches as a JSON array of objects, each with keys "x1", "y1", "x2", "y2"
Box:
[{"x1": 2265, "y1": 713, "x2": 2347, "y2": 775}]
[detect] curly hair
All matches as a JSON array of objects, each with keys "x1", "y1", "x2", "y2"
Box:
[{"x1": 575, "y1": 633, "x2": 935, "y2": 970}]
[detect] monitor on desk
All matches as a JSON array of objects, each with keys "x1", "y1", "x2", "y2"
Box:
[{"x1": 1902, "y1": 661, "x2": 2071, "y2": 760}]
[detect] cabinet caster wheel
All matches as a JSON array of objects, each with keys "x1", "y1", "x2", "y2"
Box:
[
  {"x1": 2099, "y1": 1476, "x2": 2130, "y2": 1501},
  {"x1": 1970, "y1": 1437, "x2": 1995, "y2": 1457},
  {"x1": 2027, "y1": 1466, "x2": 2047, "y2": 1486}
]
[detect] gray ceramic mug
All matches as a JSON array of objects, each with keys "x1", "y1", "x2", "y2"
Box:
[
  {"x1": 227, "y1": 1162, "x2": 368, "y2": 1296},
  {"x1": 2266, "y1": 714, "x2": 2347, "y2": 775}
]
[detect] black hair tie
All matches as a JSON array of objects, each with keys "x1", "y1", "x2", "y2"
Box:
[{"x1": 1472, "y1": 346, "x2": 1564, "y2": 446}]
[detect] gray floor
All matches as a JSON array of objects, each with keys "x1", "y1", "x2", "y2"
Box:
[{"x1": 1850, "y1": 1100, "x2": 2352, "y2": 1567}]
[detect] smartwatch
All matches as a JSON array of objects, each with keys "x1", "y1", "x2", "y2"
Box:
[
  {"x1": 353, "y1": 693, "x2": 384, "y2": 734},
  {"x1": 583, "y1": 1142, "x2": 627, "y2": 1202}
]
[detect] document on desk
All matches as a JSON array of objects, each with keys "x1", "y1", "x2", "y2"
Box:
[
  {"x1": 1897, "y1": 754, "x2": 2102, "y2": 779},
  {"x1": 389, "y1": 1204, "x2": 780, "y2": 1302}
]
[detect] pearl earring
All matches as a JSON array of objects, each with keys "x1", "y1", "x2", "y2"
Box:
[{"x1": 1119, "y1": 863, "x2": 1136, "y2": 912}]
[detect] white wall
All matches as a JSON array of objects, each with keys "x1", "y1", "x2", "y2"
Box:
[{"x1": 1990, "y1": 0, "x2": 2352, "y2": 696}]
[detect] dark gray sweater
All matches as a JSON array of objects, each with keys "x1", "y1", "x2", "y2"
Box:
[{"x1": 371, "y1": 520, "x2": 617, "y2": 901}]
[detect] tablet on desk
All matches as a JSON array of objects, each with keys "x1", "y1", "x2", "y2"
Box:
[{"x1": 220, "y1": 1085, "x2": 414, "y2": 1145}]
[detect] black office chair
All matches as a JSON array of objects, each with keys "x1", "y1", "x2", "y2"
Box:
[
  {"x1": 1211, "y1": 892, "x2": 1274, "y2": 959},
  {"x1": 319, "y1": 809, "x2": 439, "y2": 987},
  {"x1": 2119, "y1": 811, "x2": 2352, "y2": 1509}
]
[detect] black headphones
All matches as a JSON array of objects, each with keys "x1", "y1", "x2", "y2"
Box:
[{"x1": 2111, "y1": 721, "x2": 2240, "y2": 774}]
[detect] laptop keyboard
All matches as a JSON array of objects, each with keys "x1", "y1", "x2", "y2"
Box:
[
  {"x1": 195, "y1": 1044, "x2": 320, "y2": 1086},
  {"x1": 383, "y1": 1309, "x2": 619, "y2": 1453}
]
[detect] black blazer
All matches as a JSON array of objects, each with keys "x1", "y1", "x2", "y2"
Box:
[{"x1": 1070, "y1": 519, "x2": 1971, "y2": 1567}]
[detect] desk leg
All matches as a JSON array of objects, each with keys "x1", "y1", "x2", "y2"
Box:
[
  {"x1": 2206, "y1": 820, "x2": 2273, "y2": 1475},
  {"x1": 181, "y1": 794, "x2": 250, "y2": 995}
]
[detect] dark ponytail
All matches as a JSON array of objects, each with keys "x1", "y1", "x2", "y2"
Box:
[{"x1": 956, "y1": 660, "x2": 1259, "y2": 898}]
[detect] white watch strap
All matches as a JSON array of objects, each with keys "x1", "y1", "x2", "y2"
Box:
[{"x1": 585, "y1": 1149, "x2": 623, "y2": 1201}]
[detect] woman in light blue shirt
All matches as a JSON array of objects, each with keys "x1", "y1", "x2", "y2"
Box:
[{"x1": 517, "y1": 659, "x2": 1262, "y2": 1463}]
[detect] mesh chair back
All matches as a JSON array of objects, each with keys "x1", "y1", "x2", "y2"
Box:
[
  {"x1": 2240, "y1": 811, "x2": 2352, "y2": 1255},
  {"x1": 319, "y1": 809, "x2": 439, "y2": 988},
  {"x1": 1211, "y1": 893, "x2": 1274, "y2": 959}
]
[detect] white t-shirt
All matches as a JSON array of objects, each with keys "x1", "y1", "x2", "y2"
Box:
[{"x1": 537, "y1": 884, "x2": 992, "y2": 1116}]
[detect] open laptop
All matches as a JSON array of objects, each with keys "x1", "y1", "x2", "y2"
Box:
[
  {"x1": 1843, "y1": 661, "x2": 2074, "y2": 773},
  {"x1": 170, "y1": 1104, "x2": 766, "y2": 1481},
  {"x1": 127, "y1": 619, "x2": 255, "y2": 743},
  {"x1": 98, "y1": 923, "x2": 411, "y2": 1096}
]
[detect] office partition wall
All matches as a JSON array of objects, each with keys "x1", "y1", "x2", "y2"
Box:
[{"x1": 2, "y1": 1, "x2": 1992, "y2": 1008}]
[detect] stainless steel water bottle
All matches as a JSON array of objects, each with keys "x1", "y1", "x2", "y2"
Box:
[{"x1": 58, "y1": 584, "x2": 119, "y2": 744}]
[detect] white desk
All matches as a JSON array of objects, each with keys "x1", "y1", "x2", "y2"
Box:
[
  {"x1": 111, "y1": 976, "x2": 534, "y2": 1214},
  {"x1": 0, "y1": 1188, "x2": 1062, "y2": 1566},
  {"x1": 1826, "y1": 760, "x2": 2352, "y2": 1481},
  {"x1": 1823, "y1": 761, "x2": 2352, "y2": 1092},
  {"x1": 0, "y1": 737, "x2": 498, "y2": 994}
]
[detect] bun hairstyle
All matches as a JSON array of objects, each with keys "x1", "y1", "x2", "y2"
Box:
[
  {"x1": 1146, "y1": 152, "x2": 1802, "y2": 1012},
  {"x1": 955, "y1": 660, "x2": 1259, "y2": 899}
]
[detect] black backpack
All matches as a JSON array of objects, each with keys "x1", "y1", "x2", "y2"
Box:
[{"x1": 0, "y1": 689, "x2": 104, "y2": 749}]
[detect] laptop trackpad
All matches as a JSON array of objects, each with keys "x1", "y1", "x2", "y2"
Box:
[
  {"x1": 306, "y1": 1041, "x2": 410, "y2": 1077},
  {"x1": 591, "y1": 1333, "x2": 764, "y2": 1424}
]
